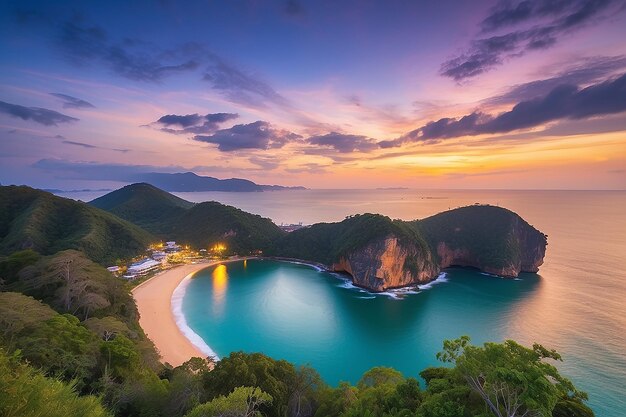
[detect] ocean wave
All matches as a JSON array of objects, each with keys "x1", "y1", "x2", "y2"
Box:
[
  {"x1": 418, "y1": 272, "x2": 449, "y2": 290},
  {"x1": 289, "y1": 260, "x2": 324, "y2": 272},
  {"x1": 334, "y1": 274, "x2": 425, "y2": 299},
  {"x1": 171, "y1": 273, "x2": 221, "y2": 361}
]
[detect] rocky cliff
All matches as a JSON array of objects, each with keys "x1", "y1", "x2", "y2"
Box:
[
  {"x1": 272, "y1": 206, "x2": 547, "y2": 292},
  {"x1": 416, "y1": 205, "x2": 547, "y2": 278},
  {"x1": 331, "y1": 236, "x2": 439, "y2": 292}
]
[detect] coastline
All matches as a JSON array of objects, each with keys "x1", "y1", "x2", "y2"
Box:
[
  {"x1": 132, "y1": 262, "x2": 219, "y2": 367},
  {"x1": 132, "y1": 257, "x2": 449, "y2": 368}
]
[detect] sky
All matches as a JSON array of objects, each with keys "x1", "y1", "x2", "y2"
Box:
[{"x1": 1, "y1": 0, "x2": 625, "y2": 190}]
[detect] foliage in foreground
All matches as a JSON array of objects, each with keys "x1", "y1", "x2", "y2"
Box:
[{"x1": 0, "y1": 348, "x2": 111, "y2": 417}]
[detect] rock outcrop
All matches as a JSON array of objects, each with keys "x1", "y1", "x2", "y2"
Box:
[
  {"x1": 417, "y1": 205, "x2": 547, "y2": 278},
  {"x1": 272, "y1": 206, "x2": 547, "y2": 292},
  {"x1": 331, "y1": 236, "x2": 439, "y2": 292}
]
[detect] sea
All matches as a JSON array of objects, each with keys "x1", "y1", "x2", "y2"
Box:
[{"x1": 58, "y1": 189, "x2": 626, "y2": 416}]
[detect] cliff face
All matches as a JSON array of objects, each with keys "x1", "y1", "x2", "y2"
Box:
[
  {"x1": 273, "y1": 206, "x2": 547, "y2": 292},
  {"x1": 331, "y1": 236, "x2": 439, "y2": 292},
  {"x1": 419, "y1": 205, "x2": 547, "y2": 278}
]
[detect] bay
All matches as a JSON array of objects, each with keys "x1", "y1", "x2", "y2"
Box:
[{"x1": 176, "y1": 189, "x2": 626, "y2": 417}]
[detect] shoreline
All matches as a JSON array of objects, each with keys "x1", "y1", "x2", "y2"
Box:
[
  {"x1": 132, "y1": 257, "x2": 450, "y2": 367},
  {"x1": 132, "y1": 261, "x2": 224, "y2": 367},
  {"x1": 131, "y1": 256, "x2": 325, "y2": 367}
]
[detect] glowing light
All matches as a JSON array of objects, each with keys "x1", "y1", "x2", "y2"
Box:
[
  {"x1": 212, "y1": 264, "x2": 228, "y2": 315},
  {"x1": 243, "y1": 259, "x2": 247, "y2": 269},
  {"x1": 212, "y1": 243, "x2": 227, "y2": 253}
]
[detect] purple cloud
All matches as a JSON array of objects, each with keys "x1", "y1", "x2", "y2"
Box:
[
  {"x1": 194, "y1": 121, "x2": 301, "y2": 151},
  {"x1": 0, "y1": 100, "x2": 78, "y2": 126}
]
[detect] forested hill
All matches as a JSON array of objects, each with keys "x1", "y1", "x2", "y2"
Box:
[
  {"x1": 0, "y1": 186, "x2": 153, "y2": 264},
  {"x1": 89, "y1": 183, "x2": 194, "y2": 235},
  {"x1": 411, "y1": 205, "x2": 547, "y2": 277},
  {"x1": 90, "y1": 183, "x2": 285, "y2": 253}
]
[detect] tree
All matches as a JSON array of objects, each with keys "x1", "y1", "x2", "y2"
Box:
[
  {"x1": 437, "y1": 337, "x2": 590, "y2": 417},
  {"x1": 203, "y1": 352, "x2": 303, "y2": 417},
  {"x1": 0, "y1": 348, "x2": 111, "y2": 417},
  {"x1": 20, "y1": 251, "x2": 110, "y2": 320},
  {"x1": 357, "y1": 367, "x2": 405, "y2": 389},
  {"x1": 288, "y1": 365, "x2": 323, "y2": 417},
  {"x1": 185, "y1": 386, "x2": 272, "y2": 417}
]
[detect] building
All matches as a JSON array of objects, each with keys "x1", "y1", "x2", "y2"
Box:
[
  {"x1": 165, "y1": 241, "x2": 181, "y2": 253},
  {"x1": 151, "y1": 251, "x2": 167, "y2": 261},
  {"x1": 127, "y1": 258, "x2": 161, "y2": 276}
]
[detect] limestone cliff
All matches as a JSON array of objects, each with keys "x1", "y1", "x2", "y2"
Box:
[
  {"x1": 331, "y1": 236, "x2": 439, "y2": 292},
  {"x1": 272, "y1": 207, "x2": 547, "y2": 292},
  {"x1": 417, "y1": 205, "x2": 547, "y2": 278}
]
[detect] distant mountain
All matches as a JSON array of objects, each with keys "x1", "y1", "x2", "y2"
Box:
[
  {"x1": 0, "y1": 185, "x2": 153, "y2": 264},
  {"x1": 135, "y1": 172, "x2": 306, "y2": 192},
  {"x1": 90, "y1": 183, "x2": 285, "y2": 252},
  {"x1": 89, "y1": 183, "x2": 194, "y2": 235}
]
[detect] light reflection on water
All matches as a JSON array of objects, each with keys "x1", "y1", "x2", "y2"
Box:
[{"x1": 211, "y1": 264, "x2": 228, "y2": 316}]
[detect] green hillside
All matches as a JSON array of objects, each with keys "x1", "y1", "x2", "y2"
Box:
[
  {"x1": 270, "y1": 213, "x2": 431, "y2": 265},
  {"x1": 411, "y1": 204, "x2": 547, "y2": 269},
  {"x1": 172, "y1": 201, "x2": 285, "y2": 253},
  {"x1": 89, "y1": 183, "x2": 193, "y2": 235},
  {"x1": 0, "y1": 186, "x2": 154, "y2": 264},
  {"x1": 91, "y1": 184, "x2": 285, "y2": 254}
]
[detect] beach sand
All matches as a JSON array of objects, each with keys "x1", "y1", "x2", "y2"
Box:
[{"x1": 132, "y1": 262, "x2": 214, "y2": 367}]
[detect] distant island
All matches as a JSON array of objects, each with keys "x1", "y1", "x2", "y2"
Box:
[
  {"x1": 1, "y1": 183, "x2": 547, "y2": 292},
  {"x1": 133, "y1": 172, "x2": 307, "y2": 192}
]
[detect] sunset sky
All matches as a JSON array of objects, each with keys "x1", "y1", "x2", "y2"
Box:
[{"x1": 1, "y1": 0, "x2": 625, "y2": 189}]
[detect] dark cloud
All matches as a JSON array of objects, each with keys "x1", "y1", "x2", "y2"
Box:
[
  {"x1": 480, "y1": 0, "x2": 571, "y2": 32},
  {"x1": 395, "y1": 73, "x2": 626, "y2": 143},
  {"x1": 441, "y1": 0, "x2": 623, "y2": 81},
  {"x1": 63, "y1": 140, "x2": 96, "y2": 149},
  {"x1": 0, "y1": 100, "x2": 79, "y2": 126},
  {"x1": 203, "y1": 59, "x2": 291, "y2": 109},
  {"x1": 62, "y1": 140, "x2": 129, "y2": 153},
  {"x1": 154, "y1": 112, "x2": 239, "y2": 134},
  {"x1": 486, "y1": 56, "x2": 626, "y2": 106},
  {"x1": 307, "y1": 132, "x2": 379, "y2": 153},
  {"x1": 50, "y1": 93, "x2": 95, "y2": 109},
  {"x1": 55, "y1": 17, "x2": 289, "y2": 110},
  {"x1": 194, "y1": 121, "x2": 301, "y2": 151},
  {"x1": 58, "y1": 19, "x2": 199, "y2": 82},
  {"x1": 32, "y1": 159, "x2": 185, "y2": 181}
]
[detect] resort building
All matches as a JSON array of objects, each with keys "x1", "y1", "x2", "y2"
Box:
[
  {"x1": 151, "y1": 251, "x2": 167, "y2": 262},
  {"x1": 127, "y1": 258, "x2": 161, "y2": 276},
  {"x1": 165, "y1": 241, "x2": 181, "y2": 253}
]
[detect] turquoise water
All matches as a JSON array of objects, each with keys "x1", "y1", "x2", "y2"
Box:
[{"x1": 177, "y1": 190, "x2": 626, "y2": 416}]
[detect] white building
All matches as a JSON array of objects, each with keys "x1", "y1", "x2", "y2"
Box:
[
  {"x1": 165, "y1": 241, "x2": 181, "y2": 253},
  {"x1": 127, "y1": 258, "x2": 161, "y2": 276},
  {"x1": 152, "y1": 251, "x2": 167, "y2": 261}
]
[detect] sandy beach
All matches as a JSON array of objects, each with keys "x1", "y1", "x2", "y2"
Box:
[{"x1": 132, "y1": 262, "x2": 216, "y2": 367}]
